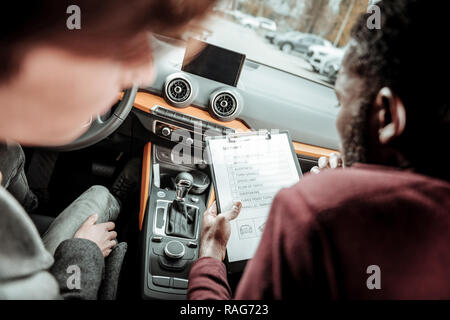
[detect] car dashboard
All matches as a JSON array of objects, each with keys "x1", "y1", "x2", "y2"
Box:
[{"x1": 129, "y1": 39, "x2": 340, "y2": 299}]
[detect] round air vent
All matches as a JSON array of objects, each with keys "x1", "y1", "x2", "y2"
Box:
[
  {"x1": 209, "y1": 89, "x2": 242, "y2": 121},
  {"x1": 167, "y1": 78, "x2": 190, "y2": 102},
  {"x1": 164, "y1": 73, "x2": 196, "y2": 108}
]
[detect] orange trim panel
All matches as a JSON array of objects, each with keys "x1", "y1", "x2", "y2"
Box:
[
  {"x1": 133, "y1": 92, "x2": 250, "y2": 132},
  {"x1": 292, "y1": 141, "x2": 337, "y2": 158},
  {"x1": 139, "y1": 142, "x2": 151, "y2": 231},
  {"x1": 132, "y1": 92, "x2": 338, "y2": 159},
  {"x1": 207, "y1": 188, "x2": 215, "y2": 209}
]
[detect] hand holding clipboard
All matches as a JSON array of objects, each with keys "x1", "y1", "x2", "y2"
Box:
[{"x1": 206, "y1": 130, "x2": 302, "y2": 272}]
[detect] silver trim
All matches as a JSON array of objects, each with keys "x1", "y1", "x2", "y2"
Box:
[
  {"x1": 161, "y1": 126, "x2": 171, "y2": 137},
  {"x1": 153, "y1": 199, "x2": 200, "y2": 239},
  {"x1": 153, "y1": 119, "x2": 228, "y2": 146},
  {"x1": 151, "y1": 105, "x2": 236, "y2": 133},
  {"x1": 152, "y1": 119, "x2": 176, "y2": 135},
  {"x1": 164, "y1": 240, "x2": 186, "y2": 259},
  {"x1": 209, "y1": 88, "x2": 242, "y2": 121},
  {"x1": 163, "y1": 73, "x2": 197, "y2": 108},
  {"x1": 154, "y1": 200, "x2": 171, "y2": 236},
  {"x1": 175, "y1": 179, "x2": 193, "y2": 201}
]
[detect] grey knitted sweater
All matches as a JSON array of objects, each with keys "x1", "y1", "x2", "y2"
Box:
[{"x1": 0, "y1": 186, "x2": 125, "y2": 299}]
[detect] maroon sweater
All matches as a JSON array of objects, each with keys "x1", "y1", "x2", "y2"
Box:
[{"x1": 188, "y1": 164, "x2": 450, "y2": 299}]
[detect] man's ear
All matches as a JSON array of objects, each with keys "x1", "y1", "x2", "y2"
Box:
[{"x1": 375, "y1": 87, "x2": 406, "y2": 144}]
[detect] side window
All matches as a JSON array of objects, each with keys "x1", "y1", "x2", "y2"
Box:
[
  {"x1": 295, "y1": 36, "x2": 306, "y2": 44},
  {"x1": 301, "y1": 37, "x2": 312, "y2": 44},
  {"x1": 213, "y1": 1, "x2": 369, "y2": 86}
]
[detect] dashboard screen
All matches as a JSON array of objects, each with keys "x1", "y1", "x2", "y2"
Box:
[{"x1": 182, "y1": 39, "x2": 245, "y2": 87}]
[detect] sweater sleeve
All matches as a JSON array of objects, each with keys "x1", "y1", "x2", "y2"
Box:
[
  {"x1": 234, "y1": 188, "x2": 334, "y2": 299},
  {"x1": 188, "y1": 188, "x2": 327, "y2": 300},
  {"x1": 187, "y1": 191, "x2": 295, "y2": 300},
  {"x1": 50, "y1": 238, "x2": 105, "y2": 300},
  {"x1": 233, "y1": 191, "x2": 292, "y2": 299},
  {"x1": 187, "y1": 257, "x2": 232, "y2": 300}
]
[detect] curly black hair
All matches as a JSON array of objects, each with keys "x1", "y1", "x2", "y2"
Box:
[{"x1": 343, "y1": 0, "x2": 450, "y2": 180}]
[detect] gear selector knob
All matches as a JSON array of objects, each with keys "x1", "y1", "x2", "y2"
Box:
[
  {"x1": 175, "y1": 172, "x2": 193, "y2": 201},
  {"x1": 164, "y1": 240, "x2": 185, "y2": 259}
]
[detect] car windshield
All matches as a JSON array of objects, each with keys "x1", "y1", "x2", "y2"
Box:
[{"x1": 158, "y1": 0, "x2": 369, "y2": 87}]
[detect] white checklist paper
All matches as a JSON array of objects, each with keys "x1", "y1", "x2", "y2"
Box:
[{"x1": 207, "y1": 132, "x2": 301, "y2": 262}]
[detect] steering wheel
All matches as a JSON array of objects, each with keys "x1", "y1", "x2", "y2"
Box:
[{"x1": 52, "y1": 86, "x2": 138, "y2": 152}]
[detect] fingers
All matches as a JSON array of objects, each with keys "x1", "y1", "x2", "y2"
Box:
[
  {"x1": 310, "y1": 166, "x2": 321, "y2": 174},
  {"x1": 329, "y1": 152, "x2": 342, "y2": 169},
  {"x1": 103, "y1": 248, "x2": 112, "y2": 257},
  {"x1": 102, "y1": 239, "x2": 117, "y2": 257},
  {"x1": 99, "y1": 221, "x2": 115, "y2": 231},
  {"x1": 88, "y1": 214, "x2": 98, "y2": 224},
  {"x1": 313, "y1": 153, "x2": 343, "y2": 174},
  {"x1": 222, "y1": 201, "x2": 242, "y2": 221},
  {"x1": 205, "y1": 201, "x2": 218, "y2": 217},
  {"x1": 85, "y1": 214, "x2": 98, "y2": 225},
  {"x1": 108, "y1": 239, "x2": 117, "y2": 248},
  {"x1": 107, "y1": 231, "x2": 118, "y2": 240},
  {"x1": 318, "y1": 156, "x2": 329, "y2": 169}
]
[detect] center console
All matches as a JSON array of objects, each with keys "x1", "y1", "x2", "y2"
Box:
[
  {"x1": 138, "y1": 39, "x2": 246, "y2": 299},
  {"x1": 140, "y1": 106, "x2": 225, "y2": 299}
]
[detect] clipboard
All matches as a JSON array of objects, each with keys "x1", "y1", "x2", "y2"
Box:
[{"x1": 205, "y1": 130, "x2": 302, "y2": 273}]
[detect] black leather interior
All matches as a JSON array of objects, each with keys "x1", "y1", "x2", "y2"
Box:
[
  {"x1": 298, "y1": 156, "x2": 318, "y2": 173},
  {"x1": 29, "y1": 214, "x2": 55, "y2": 236},
  {"x1": 166, "y1": 202, "x2": 197, "y2": 239}
]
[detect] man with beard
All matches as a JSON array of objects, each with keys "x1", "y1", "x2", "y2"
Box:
[{"x1": 188, "y1": 0, "x2": 450, "y2": 299}]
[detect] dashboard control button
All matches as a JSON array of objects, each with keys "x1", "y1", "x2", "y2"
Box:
[
  {"x1": 152, "y1": 275, "x2": 170, "y2": 287},
  {"x1": 157, "y1": 191, "x2": 166, "y2": 198},
  {"x1": 172, "y1": 112, "x2": 184, "y2": 121},
  {"x1": 161, "y1": 127, "x2": 171, "y2": 137},
  {"x1": 187, "y1": 241, "x2": 198, "y2": 248},
  {"x1": 172, "y1": 278, "x2": 189, "y2": 289},
  {"x1": 164, "y1": 240, "x2": 185, "y2": 259},
  {"x1": 151, "y1": 236, "x2": 163, "y2": 243}
]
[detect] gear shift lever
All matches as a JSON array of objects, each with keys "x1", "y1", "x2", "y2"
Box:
[
  {"x1": 175, "y1": 172, "x2": 193, "y2": 202},
  {"x1": 166, "y1": 172, "x2": 197, "y2": 238},
  {"x1": 174, "y1": 172, "x2": 193, "y2": 221}
]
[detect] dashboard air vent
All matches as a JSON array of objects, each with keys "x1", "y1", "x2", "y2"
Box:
[
  {"x1": 164, "y1": 73, "x2": 196, "y2": 108},
  {"x1": 210, "y1": 89, "x2": 241, "y2": 121}
]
